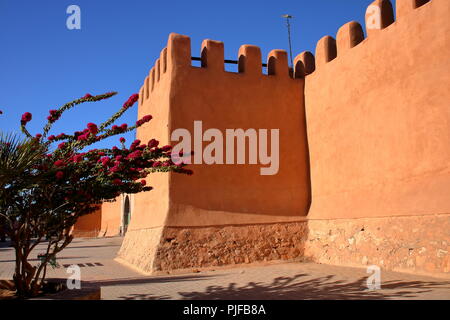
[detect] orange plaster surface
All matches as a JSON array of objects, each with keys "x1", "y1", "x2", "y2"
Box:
[
  {"x1": 305, "y1": 0, "x2": 450, "y2": 220},
  {"x1": 129, "y1": 33, "x2": 311, "y2": 231},
  {"x1": 72, "y1": 207, "x2": 101, "y2": 237}
]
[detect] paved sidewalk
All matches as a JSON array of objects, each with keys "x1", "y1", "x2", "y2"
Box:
[{"x1": 1, "y1": 237, "x2": 449, "y2": 300}]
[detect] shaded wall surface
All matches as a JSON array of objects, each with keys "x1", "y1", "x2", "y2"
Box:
[
  {"x1": 100, "y1": 199, "x2": 123, "y2": 237},
  {"x1": 72, "y1": 207, "x2": 102, "y2": 238},
  {"x1": 73, "y1": 196, "x2": 128, "y2": 238}
]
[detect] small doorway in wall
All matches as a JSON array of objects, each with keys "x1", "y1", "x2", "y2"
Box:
[{"x1": 122, "y1": 195, "x2": 131, "y2": 236}]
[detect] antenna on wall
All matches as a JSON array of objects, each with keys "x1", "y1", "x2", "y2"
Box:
[{"x1": 282, "y1": 14, "x2": 294, "y2": 68}]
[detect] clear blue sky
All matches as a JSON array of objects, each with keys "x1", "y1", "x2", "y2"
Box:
[{"x1": 0, "y1": 0, "x2": 394, "y2": 149}]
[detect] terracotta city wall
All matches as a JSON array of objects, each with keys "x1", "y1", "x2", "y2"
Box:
[
  {"x1": 72, "y1": 195, "x2": 132, "y2": 238},
  {"x1": 75, "y1": 0, "x2": 449, "y2": 278},
  {"x1": 302, "y1": 0, "x2": 450, "y2": 278},
  {"x1": 71, "y1": 206, "x2": 102, "y2": 238},
  {"x1": 117, "y1": 31, "x2": 312, "y2": 273}
]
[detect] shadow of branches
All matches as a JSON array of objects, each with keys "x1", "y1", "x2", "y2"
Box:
[
  {"x1": 114, "y1": 272, "x2": 450, "y2": 300},
  {"x1": 174, "y1": 273, "x2": 450, "y2": 300}
]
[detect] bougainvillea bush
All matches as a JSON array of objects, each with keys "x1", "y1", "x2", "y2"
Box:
[{"x1": 0, "y1": 92, "x2": 191, "y2": 298}]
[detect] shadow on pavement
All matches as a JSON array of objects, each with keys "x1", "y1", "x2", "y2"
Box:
[
  {"x1": 64, "y1": 245, "x2": 122, "y2": 249},
  {"x1": 0, "y1": 256, "x2": 90, "y2": 263},
  {"x1": 114, "y1": 273, "x2": 450, "y2": 300},
  {"x1": 87, "y1": 274, "x2": 218, "y2": 288}
]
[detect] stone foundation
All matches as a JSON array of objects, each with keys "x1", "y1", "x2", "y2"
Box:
[
  {"x1": 117, "y1": 227, "x2": 164, "y2": 273},
  {"x1": 117, "y1": 215, "x2": 450, "y2": 279},
  {"x1": 305, "y1": 214, "x2": 450, "y2": 279},
  {"x1": 118, "y1": 222, "x2": 308, "y2": 273}
]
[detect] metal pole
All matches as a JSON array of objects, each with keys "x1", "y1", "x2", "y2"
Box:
[{"x1": 282, "y1": 14, "x2": 294, "y2": 68}]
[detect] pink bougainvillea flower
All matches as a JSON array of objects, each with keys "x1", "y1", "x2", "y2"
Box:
[
  {"x1": 120, "y1": 137, "x2": 126, "y2": 143},
  {"x1": 148, "y1": 139, "x2": 159, "y2": 149},
  {"x1": 131, "y1": 150, "x2": 143, "y2": 159},
  {"x1": 21, "y1": 112, "x2": 32, "y2": 123},
  {"x1": 112, "y1": 178, "x2": 122, "y2": 185},
  {"x1": 77, "y1": 134, "x2": 88, "y2": 141},
  {"x1": 100, "y1": 157, "x2": 110, "y2": 166},
  {"x1": 87, "y1": 123, "x2": 98, "y2": 135},
  {"x1": 46, "y1": 109, "x2": 60, "y2": 123},
  {"x1": 161, "y1": 145, "x2": 172, "y2": 152},
  {"x1": 142, "y1": 115, "x2": 152, "y2": 123},
  {"x1": 135, "y1": 115, "x2": 152, "y2": 126},
  {"x1": 140, "y1": 180, "x2": 146, "y2": 186},
  {"x1": 109, "y1": 166, "x2": 120, "y2": 173},
  {"x1": 73, "y1": 155, "x2": 83, "y2": 163},
  {"x1": 129, "y1": 139, "x2": 141, "y2": 151},
  {"x1": 152, "y1": 161, "x2": 162, "y2": 167},
  {"x1": 122, "y1": 93, "x2": 139, "y2": 109},
  {"x1": 56, "y1": 171, "x2": 64, "y2": 180},
  {"x1": 54, "y1": 160, "x2": 65, "y2": 167},
  {"x1": 120, "y1": 124, "x2": 128, "y2": 131},
  {"x1": 58, "y1": 142, "x2": 66, "y2": 149},
  {"x1": 82, "y1": 94, "x2": 93, "y2": 99}
]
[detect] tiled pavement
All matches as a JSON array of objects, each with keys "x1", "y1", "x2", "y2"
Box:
[{"x1": 1, "y1": 237, "x2": 449, "y2": 300}]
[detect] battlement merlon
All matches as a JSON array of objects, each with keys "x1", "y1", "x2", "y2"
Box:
[
  {"x1": 294, "y1": 51, "x2": 315, "y2": 78},
  {"x1": 365, "y1": 0, "x2": 394, "y2": 38},
  {"x1": 139, "y1": 32, "x2": 311, "y2": 106},
  {"x1": 137, "y1": 0, "x2": 438, "y2": 105},
  {"x1": 336, "y1": 21, "x2": 365, "y2": 54},
  {"x1": 299, "y1": 0, "x2": 434, "y2": 75},
  {"x1": 139, "y1": 47, "x2": 168, "y2": 107},
  {"x1": 238, "y1": 45, "x2": 262, "y2": 75}
]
